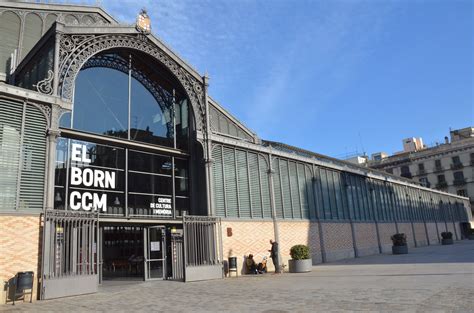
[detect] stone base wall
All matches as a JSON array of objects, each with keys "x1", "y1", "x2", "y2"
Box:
[
  {"x1": 438, "y1": 221, "x2": 448, "y2": 233},
  {"x1": 0, "y1": 215, "x2": 41, "y2": 305},
  {"x1": 353, "y1": 223, "x2": 379, "y2": 257},
  {"x1": 221, "y1": 220, "x2": 321, "y2": 274},
  {"x1": 398, "y1": 223, "x2": 416, "y2": 248},
  {"x1": 378, "y1": 223, "x2": 397, "y2": 253},
  {"x1": 414, "y1": 223, "x2": 428, "y2": 247},
  {"x1": 321, "y1": 222, "x2": 354, "y2": 262},
  {"x1": 454, "y1": 222, "x2": 462, "y2": 239},
  {"x1": 426, "y1": 222, "x2": 440, "y2": 245},
  {"x1": 446, "y1": 222, "x2": 456, "y2": 239}
]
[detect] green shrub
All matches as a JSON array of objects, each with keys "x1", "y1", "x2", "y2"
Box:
[
  {"x1": 391, "y1": 233, "x2": 407, "y2": 246},
  {"x1": 290, "y1": 244, "x2": 310, "y2": 260},
  {"x1": 441, "y1": 232, "x2": 453, "y2": 239}
]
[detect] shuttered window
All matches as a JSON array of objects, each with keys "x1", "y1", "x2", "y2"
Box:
[
  {"x1": 236, "y1": 149, "x2": 250, "y2": 218},
  {"x1": 19, "y1": 104, "x2": 47, "y2": 211},
  {"x1": 248, "y1": 152, "x2": 262, "y2": 218},
  {"x1": 304, "y1": 165, "x2": 314, "y2": 219},
  {"x1": 0, "y1": 100, "x2": 23, "y2": 211},
  {"x1": 272, "y1": 158, "x2": 283, "y2": 218},
  {"x1": 212, "y1": 145, "x2": 225, "y2": 217},
  {"x1": 259, "y1": 155, "x2": 272, "y2": 218},
  {"x1": 0, "y1": 99, "x2": 47, "y2": 212},
  {"x1": 223, "y1": 146, "x2": 238, "y2": 217},
  {"x1": 289, "y1": 161, "x2": 301, "y2": 218}
]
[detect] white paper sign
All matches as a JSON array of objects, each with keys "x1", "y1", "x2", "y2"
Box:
[{"x1": 150, "y1": 241, "x2": 161, "y2": 251}]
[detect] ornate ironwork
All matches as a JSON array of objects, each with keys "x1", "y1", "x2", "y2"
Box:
[
  {"x1": 34, "y1": 69, "x2": 54, "y2": 95},
  {"x1": 57, "y1": 33, "x2": 206, "y2": 132}
]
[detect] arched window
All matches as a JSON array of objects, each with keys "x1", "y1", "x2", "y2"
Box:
[{"x1": 61, "y1": 49, "x2": 190, "y2": 150}]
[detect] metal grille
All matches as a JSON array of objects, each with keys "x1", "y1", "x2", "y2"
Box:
[
  {"x1": 170, "y1": 234, "x2": 184, "y2": 281},
  {"x1": 42, "y1": 210, "x2": 98, "y2": 279},
  {"x1": 183, "y1": 215, "x2": 222, "y2": 267}
]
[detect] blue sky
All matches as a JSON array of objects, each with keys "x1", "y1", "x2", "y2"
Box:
[{"x1": 72, "y1": 0, "x2": 472, "y2": 158}]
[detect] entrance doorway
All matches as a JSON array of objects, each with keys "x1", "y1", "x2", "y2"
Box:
[
  {"x1": 144, "y1": 226, "x2": 166, "y2": 280},
  {"x1": 100, "y1": 225, "x2": 168, "y2": 281},
  {"x1": 101, "y1": 226, "x2": 145, "y2": 281}
]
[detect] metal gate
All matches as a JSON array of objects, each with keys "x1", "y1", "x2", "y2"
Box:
[
  {"x1": 170, "y1": 231, "x2": 184, "y2": 281},
  {"x1": 41, "y1": 210, "x2": 99, "y2": 299},
  {"x1": 183, "y1": 215, "x2": 223, "y2": 282}
]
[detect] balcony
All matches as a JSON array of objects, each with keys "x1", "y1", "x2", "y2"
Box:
[
  {"x1": 453, "y1": 178, "x2": 467, "y2": 186},
  {"x1": 417, "y1": 169, "x2": 426, "y2": 176},
  {"x1": 433, "y1": 166, "x2": 444, "y2": 173},
  {"x1": 435, "y1": 181, "x2": 448, "y2": 189},
  {"x1": 451, "y1": 163, "x2": 464, "y2": 170}
]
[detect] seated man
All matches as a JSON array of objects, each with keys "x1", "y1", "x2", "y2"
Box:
[
  {"x1": 257, "y1": 256, "x2": 267, "y2": 274},
  {"x1": 246, "y1": 254, "x2": 258, "y2": 274}
]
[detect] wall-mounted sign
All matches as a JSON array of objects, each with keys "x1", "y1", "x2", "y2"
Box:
[
  {"x1": 150, "y1": 241, "x2": 160, "y2": 251},
  {"x1": 69, "y1": 143, "x2": 116, "y2": 212},
  {"x1": 150, "y1": 197, "x2": 172, "y2": 215}
]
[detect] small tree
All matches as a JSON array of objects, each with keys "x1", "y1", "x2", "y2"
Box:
[
  {"x1": 290, "y1": 245, "x2": 310, "y2": 260},
  {"x1": 391, "y1": 233, "x2": 407, "y2": 246}
]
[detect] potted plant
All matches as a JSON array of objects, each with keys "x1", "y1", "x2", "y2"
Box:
[
  {"x1": 441, "y1": 232, "x2": 453, "y2": 245},
  {"x1": 288, "y1": 244, "x2": 312, "y2": 273},
  {"x1": 391, "y1": 233, "x2": 408, "y2": 254}
]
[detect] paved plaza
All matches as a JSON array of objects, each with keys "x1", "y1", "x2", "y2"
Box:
[{"x1": 2, "y1": 240, "x2": 474, "y2": 312}]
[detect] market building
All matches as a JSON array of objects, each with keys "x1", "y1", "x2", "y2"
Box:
[{"x1": 0, "y1": 1, "x2": 472, "y2": 304}]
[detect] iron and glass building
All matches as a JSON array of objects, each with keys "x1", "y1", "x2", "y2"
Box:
[{"x1": 0, "y1": 1, "x2": 472, "y2": 303}]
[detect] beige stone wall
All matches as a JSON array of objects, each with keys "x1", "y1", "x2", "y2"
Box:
[
  {"x1": 353, "y1": 223, "x2": 379, "y2": 256},
  {"x1": 414, "y1": 223, "x2": 428, "y2": 246},
  {"x1": 426, "y1": 222, "x2": 440, "y2": 245},
  {"x1": 321, "y1": 222, "x2": 354, "y2": 261},
  {"x1": 0, "y1": 215, "x2": 41, "y2": 304},
  {"x1": 398, "y1": 223, "x2": 415, "y2": 248},
  {"x1": 221, "y1": 220, "x2": 322, "y2": 273},
  {"x1": 436, "y1": 221, "x2": 446, "y2": 234},
  {"x1": 377, "y1": 222, "x2": 397, "y2": 253}
]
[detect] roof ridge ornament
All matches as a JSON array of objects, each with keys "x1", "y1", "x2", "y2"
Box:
[{"x1": 136, "y1": 8, "x2": 151, "y2": 35}]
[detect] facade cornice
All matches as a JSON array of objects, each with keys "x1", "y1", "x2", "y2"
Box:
[{"x1": 0, "y1": 1, "x2": 117, "y2": 24}]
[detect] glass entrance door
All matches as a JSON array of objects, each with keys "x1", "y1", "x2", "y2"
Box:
[{"x1": 144, "y1": 226, "x2": 166, "y2": 280}]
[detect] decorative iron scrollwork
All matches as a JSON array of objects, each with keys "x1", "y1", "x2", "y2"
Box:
[
  {"x1": 57, "y1": 33, "x2": 206, "y2": 132},
  {"x1": 34, "y1": 70, "x2": 54, "y2": 95}
]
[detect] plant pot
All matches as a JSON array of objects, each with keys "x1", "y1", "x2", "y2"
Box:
[
  {"x1": 392, "y1": 245, "x2": 408, "y2": 255},
  {"x1": 288, "y1": 259, "x2": 312, "y2": 273},
  {"x1": 442, "y1": 238, "x2": 453, "y2": 245}
]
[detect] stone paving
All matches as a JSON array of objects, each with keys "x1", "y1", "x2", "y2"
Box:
[{"x1": 2, "y1": 240, "x2": 474, "y2": 312}]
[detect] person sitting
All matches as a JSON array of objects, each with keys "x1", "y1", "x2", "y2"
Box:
[
  {"x1": 257, "y1": 256, "x2": 268, "y2": 274},
  {"x1": 246, "y1": 254, "x2": 258, "y2": 274}
]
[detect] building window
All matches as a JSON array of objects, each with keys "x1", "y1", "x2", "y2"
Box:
[
  {"x1": 451, "y1": 156, "x2": 463, "y2": 170},
  {"x1": 436, "y1": 174, "x2": 447, "y2": 189},
  {"x1": 457, "y1": 189, "x2": 467, "y2": 197},
  {"x1": 386, "y1": 168, "x2": 393, "y2": 174},
  {"x1": 453, "y1": 171, "x2": 465, "y2": 186},
  {"x1": 419, "y1": 177, "x2": 430, "y2": 187},
  {"x1": 400, "y1": 165, "x2": 412, "y2": 178},
  {"x1": 434, "y1": 159, "x2": 442, "y2": 171},
  {"x1": 470, "y1": 153, "x2": 474, "y2": 165},
  {"x1": 417, "y1": 163, "x2": 425, "y2": 175}
]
